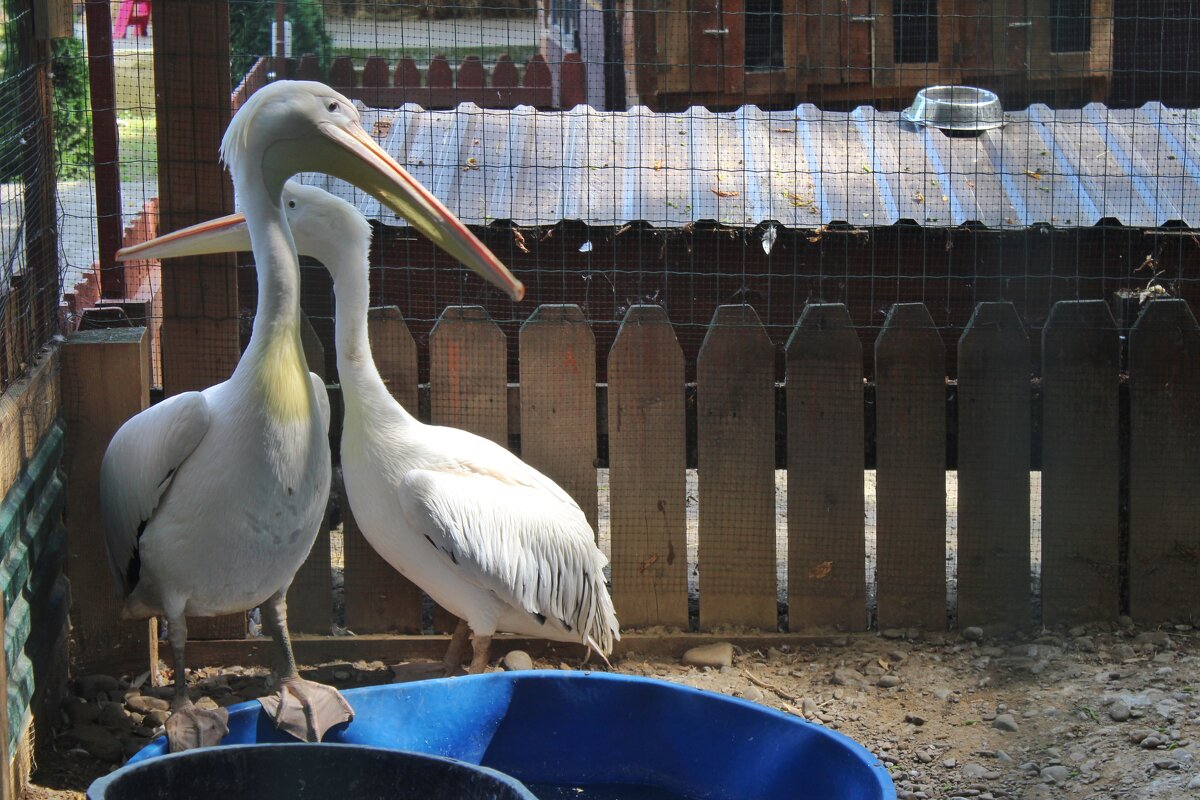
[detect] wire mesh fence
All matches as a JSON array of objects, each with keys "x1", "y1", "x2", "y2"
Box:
[{"x1": 37, "y1": 1, "x2": 1200, "y2": 636}]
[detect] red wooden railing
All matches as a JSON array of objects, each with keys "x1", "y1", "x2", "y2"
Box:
[{"x1": 239, "y1": 51, "x2": 586, "y2": 110}]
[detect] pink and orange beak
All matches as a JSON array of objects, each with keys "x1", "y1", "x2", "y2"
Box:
[{"x1": 117, "y1": 212, "x2": 251, "y2": 261}]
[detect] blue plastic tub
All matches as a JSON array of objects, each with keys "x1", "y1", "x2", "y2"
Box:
[
  {"x1": 129, "y1": 671, "x2": 894, "y2": 799},
  {"x1": 90, "y1": 742, "x2": 537, "y2": 799}
]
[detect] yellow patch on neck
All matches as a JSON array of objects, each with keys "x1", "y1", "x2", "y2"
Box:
[{"x1": 256, "y1": 334, "x2": 312, "y2": 422}]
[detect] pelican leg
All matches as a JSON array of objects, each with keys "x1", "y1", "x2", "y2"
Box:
[
  {"x1": 163, "y1": 613, "x2": 229, "y2": 752},
  {"x1": 443, "y1": 619, "x2": 470, "y2": 672},
  {"x1": 468, "y1": 633, "x2": 493, "y2": 674},
  {"x1": 257, "y1": 588, "x2": 353, "y2": 742}
]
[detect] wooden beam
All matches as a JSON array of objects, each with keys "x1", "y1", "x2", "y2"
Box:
[
  {"x1": 786, "y1": 303, "x2": 866, "y2": 631},
  {"x1": 875, "y1": 303, "x2": 947, "y2": 631},
  {"x1": 696, "y1": 305, "x2": 776, "y2": 630},
  {"x1": 61, "y1": 329, "x2": 150, "y2": 669},
  {"x1": 153, "y1": 0, "x2": 240, "y2": 395},
  {"x1": 84, "y1": 0, "x2": 124, "y2": 298},
  {"x1": 1041, "y1": 300, "x2": 1119, "y2": 625},
  {"x1": 159, "y1": 632, "x2": 850, "y2": 674},
  {"x1": 607, "y1": 305, "x2": 688, "y2": 629},
  {"x1": 956, "y1": 302, "x2": 1031, "y2": 633}
]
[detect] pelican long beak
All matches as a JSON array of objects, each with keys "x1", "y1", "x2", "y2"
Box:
[
  {"x1": 313, "y1": 122, "x2": 524, "y2": 302},
  {"x1": 116, "y1": 213, "x2": 250, "y2": 261}
]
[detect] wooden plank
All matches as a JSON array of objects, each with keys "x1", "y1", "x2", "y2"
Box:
[
  {"x1": 606, "y1": 305, "x2": 688, "y2": 629},
  {"x1": 1128, "y1": 299, "x2": 1200, "y2": 624},
  {"x1": 84, "y1": 0, "x2": 124, "y2": 298},
  {"x1": 342, "y1": 307, "x2": 422, "y2": 634},
  {"x1": 1041, "y1": 300, "x2": 1119, "y2": 625},
  {"x1": 785, "y1": 303, "x2": 865, "y2": 632},
  {"x1": 696, "y1": 305, "x2": 775, "y2": 630},
  {"x1": 956, "y1": 302, "x2": 1031, "y2": 633},
  {"x1": 178, "y1": 631, "x2": 851, "y2": 674},
  {"x1": 60, "y1": 329, "x2": 150, "y2": 667},
  {"x1": 428, "y1": 305, "x2": 508, "y2": 631},
  {"x1": 430, "y1": 305, "x2": 508, "y2": 447},
  {"x1": 153, "y1": 0, "x2": 240, "y2": 395},
  {"x1": 458, "y1": 56, "x2": 485, "y2": 88},
  {"x1": 874, "y1": 303, "x2": 946, "y2": 631},
  {"x1": 519, "y1": 305, "x2": 598, "y2": 534},
  {"x1": 0, "y1": 600, "x2": 9, "y2": 800},
  {"x1": 285, "y1": 315, "x2": 331, "y2": 634}
]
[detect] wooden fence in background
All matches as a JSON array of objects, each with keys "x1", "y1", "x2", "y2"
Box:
[
  {"x1": 66, "y1": 296, "x2": 1200, "y2": 671},
  {"x1": 234, "y1": 51, "x2": 587, "y2": 112}
]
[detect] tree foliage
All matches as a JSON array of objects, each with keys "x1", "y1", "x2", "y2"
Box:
[{"x1": 230, "y1": 0, "x2": 332, "y2": 86}]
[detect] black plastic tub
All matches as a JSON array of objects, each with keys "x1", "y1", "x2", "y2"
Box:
[{"x1": 88, "y1": 742, "x2": 538, "y2": 799}]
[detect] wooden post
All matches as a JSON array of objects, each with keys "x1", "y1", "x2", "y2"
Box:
[
  {"x1": 956, "y1": 302, "x2": 1031, "y2": 633},
  {"x1": 0, "y1": 600, "x2": 9, "y2": 800},
  {"x1": 84, "y1": 0, "x2": 125, "y2": 298},
  {"x1": 1041, "y1": 300, "x2": 1119, "y2": 625},
  {"x1": 696, "y1": 305, "x2": 776, "y2": 630},
  {"x1": 61, "y1": 329, "x2": 150, "y2": 667},
  {"x1": 1128, "y1": 299, "x2": 1200, "y2": 624},
  {"x1": 786, "y1": 303, "x2": 866, "y2": 632},
  {"x1": 519, "y1": 305, "x2": 599, "y2": 534},
  {"x1": 429, "y1": 306, "x2": 508, "y2": 631},
  {"x1": 607, "y1": 305, "x2": 688, "y2": 629},
  {"x1": 342, "y1": 307, "x2": 423, "y2": 633},
  {"x1": 153, "y1": 0, "x2": 243, "y2": 638},
  {"x1": 874, "y1": 303, "x2": 946, "y2": 631}
]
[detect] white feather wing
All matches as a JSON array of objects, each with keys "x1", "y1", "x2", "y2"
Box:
[
  {"x1": 398, "y1": 464, "x2": 619, "y2": 653},
  {"x1": 99, "y1": 391, "x2": 211, "y2": 594},
  {"x1": 310, "y1": 372, "x2": 330, "y2": 434}
]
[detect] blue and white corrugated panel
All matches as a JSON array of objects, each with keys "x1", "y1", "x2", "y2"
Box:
[{"x1": 302, "y1": 101, "x2": 1200, "y2": 229}]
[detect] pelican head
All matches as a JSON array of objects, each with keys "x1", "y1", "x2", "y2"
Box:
[
  {"x1": 122, "y1": 80, "x2": 523, "y2": 302},
  {"x1": 116, "y1": 181, "x2": 368, "y2": 281}
]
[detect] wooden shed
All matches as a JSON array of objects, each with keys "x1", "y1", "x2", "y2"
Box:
[{"x1": 543, "y1": 0, "x2": 1114, "y2": 111}]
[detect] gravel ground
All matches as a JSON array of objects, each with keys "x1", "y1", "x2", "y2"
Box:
[{"x1": 27, "y1": 620, "x2": 1200, "y2": 799}]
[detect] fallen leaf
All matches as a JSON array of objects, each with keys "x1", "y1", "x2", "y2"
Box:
[
  {"x1": 653, "y1": 160, "x2": 664, "y2": 171},
  {"x1": 1024, "y1": 169, "x2": 1043, "y2": 180},
  {"x1": 512, "y1": 228, "x2": 529, "y2": 253},
  {"x1": 914, "y1": 191, "x2": 925, "y2": 204},
  {"x1": 371, "y1": 119, "x2": 393, "y2": 138},
  {"x1": 862, "y1": 165, "x2": 872, "y2": 173},
  {"x1": 712, "y1": 188, "x2": 740, "y2": 198},
  {"x1": 808, "y1": 560, "x2": 834, "y2": 580}
]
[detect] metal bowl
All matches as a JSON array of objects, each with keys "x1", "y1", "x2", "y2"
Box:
[{"x1": 902, "y1": 85, "x2": 1005, "y2": 131}]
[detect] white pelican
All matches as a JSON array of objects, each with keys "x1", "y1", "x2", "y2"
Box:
[
  {"x1": 121, "y1": 180, "x2": 620, "y2": 676},
  {"x1": 108, "y1": 82, "x2": 522, "y2": 750}
]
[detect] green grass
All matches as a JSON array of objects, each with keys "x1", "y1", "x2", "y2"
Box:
[{"x1": 117, "y1": 111, "x2": 157, "y2": 181}]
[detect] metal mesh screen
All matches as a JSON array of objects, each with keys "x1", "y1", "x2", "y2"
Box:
[{"x1": 49, "y1": 0, "x2": 1200, "y2": 642}]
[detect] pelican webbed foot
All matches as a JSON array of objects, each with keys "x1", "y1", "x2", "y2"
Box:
[
  {"x1": 165, "y1": 702, "x2": 230, "y2": 752},
  {"x1": 258, "y1": 677, "x2": 354, "y2": 742}
]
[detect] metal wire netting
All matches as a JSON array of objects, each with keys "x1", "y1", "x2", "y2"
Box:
[{"x1": 34, "y1": 1, "x2": 1200, "y2": 634}]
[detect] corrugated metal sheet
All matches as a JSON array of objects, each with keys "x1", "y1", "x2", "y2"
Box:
[{"x1": 303, "y1": 101, "x2": 1200, "y2": 229}]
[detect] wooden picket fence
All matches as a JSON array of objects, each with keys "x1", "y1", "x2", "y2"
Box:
[
  {"x1": 274, "y1": 297, "x2": 1200, "y2": 643},
  {"x1": 233, "y1": 51, "x2": 586, "y2": 112},
  {"x1": 64, "y1": 296, "x2": 1199, "y2": 671}
]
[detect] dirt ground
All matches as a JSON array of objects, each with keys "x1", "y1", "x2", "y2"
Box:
[{"x1": 25, "y1": 619, "x2": 1199, "y2": 799}]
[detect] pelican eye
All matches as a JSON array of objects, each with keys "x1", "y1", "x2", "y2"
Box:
[
  {"x1": 287, "y1": 200, "x2": 296, "y2": 209},
  {"x1": 327, "y1": 101, "x2": 338, "y2": 112}
]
